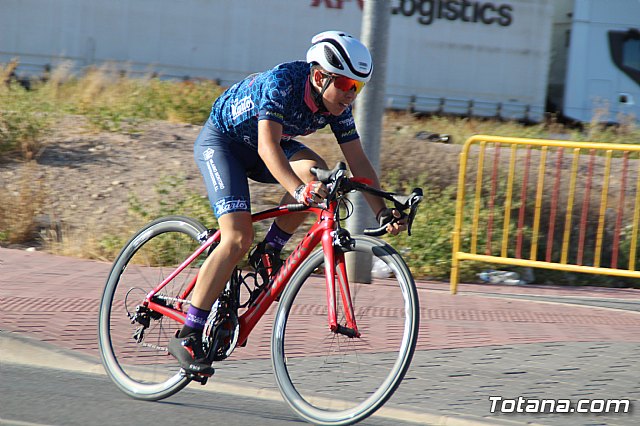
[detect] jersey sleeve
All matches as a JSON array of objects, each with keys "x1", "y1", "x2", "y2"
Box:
[
  {"x1": 257, "y1": 68, "x2": 292, "y2": 126},
  {"x1": 330, "y1": 109, "x2": 360, "y2": 144}
]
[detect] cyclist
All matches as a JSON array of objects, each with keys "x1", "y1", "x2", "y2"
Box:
[{"x1": 169, "y1": 31, "x2": 407, "y2": 375}]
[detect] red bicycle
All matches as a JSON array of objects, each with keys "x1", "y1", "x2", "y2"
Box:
[{"x1": 98, "y1": 162, "x2": 422, "y2": 425}]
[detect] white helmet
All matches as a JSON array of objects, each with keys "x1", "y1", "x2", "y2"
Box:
[{"x1": 306, "y1": 31, "x2": 372, "y2": 83}]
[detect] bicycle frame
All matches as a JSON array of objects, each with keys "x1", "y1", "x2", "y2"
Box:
[{"x1": 142, "y1": 199, "x2": 360, "y2": 349}]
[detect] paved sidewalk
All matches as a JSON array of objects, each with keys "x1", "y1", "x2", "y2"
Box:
[{"x1": 1, "y1": 247, "x2": 639, "y2": 425}]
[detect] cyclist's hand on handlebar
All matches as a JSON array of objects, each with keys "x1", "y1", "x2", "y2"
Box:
[
  {"x1": 294, "y1": 180, "x2": 328, "y2": 206},
  {"x1": 376, "y1": 208, "x2": 408, "y2": 236}
]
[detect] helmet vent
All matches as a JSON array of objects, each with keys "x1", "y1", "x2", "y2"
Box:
[{"x1": 323, "y1": 46, "x2": 344, "y2": 70}]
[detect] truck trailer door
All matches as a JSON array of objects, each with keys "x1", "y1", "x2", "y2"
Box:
[
  {"x1": 609, "y1": 28, "x2": 640, "y2": 120},
  {"x1": 562, "y1": 0, "x2": 640, "y2": 124}
]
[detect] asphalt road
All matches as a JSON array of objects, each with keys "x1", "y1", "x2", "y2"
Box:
[
  {"x1": 0, "y1": 365, "x2": 417, "y2": 426},
  {"x1": 3, "y1": 247, "x2": 639, "y2": 426}
]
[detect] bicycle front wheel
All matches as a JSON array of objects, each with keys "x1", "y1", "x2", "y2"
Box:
[
  {"x1": 98, "y1": 215, "x2": 208, "y2": 400},
  {"x1": 271, "y1": 236, "x2": 419, "y2": 426}
]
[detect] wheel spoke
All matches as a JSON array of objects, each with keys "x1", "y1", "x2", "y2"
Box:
[
  {"x1": 98, "y1": 216, "x2": 209, "y2": 401},
  {"x1": 272, "y1": 236, "x2": 419, "y2": 425}
]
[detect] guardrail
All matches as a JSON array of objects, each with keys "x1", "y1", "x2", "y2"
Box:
[{"x1": 450, "y1": 135, "x2": 640, "y2": 294}]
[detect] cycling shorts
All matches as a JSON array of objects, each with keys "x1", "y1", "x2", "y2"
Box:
[{"x1": 194, "y1": 118, "x2": 308, "y2": 218}]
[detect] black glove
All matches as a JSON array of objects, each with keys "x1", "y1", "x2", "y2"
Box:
[{"x1": 376, "y1": 208, "x2": 398, "y2": 228}]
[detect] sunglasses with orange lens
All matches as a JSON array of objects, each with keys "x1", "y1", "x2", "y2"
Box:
[{"x1": 327, "y1": 74, "x2": 366, "y2": 94}]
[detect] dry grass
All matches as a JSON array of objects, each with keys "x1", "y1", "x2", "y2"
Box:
[
  {"x1": 1, "y1": 61, "x2": 53, "y2": 160},
  {"x1": 47, "y1": 223, "x2": 132, "y2": 262},
  {"x1": 2, "y1": 62, "x2": 639, "y2": 284},
  {"x1": 0, "y1": 58, "x2": 19, "y2": 85},
  {"x1": 0, "y1": 162, "x2": 47, "y2": 244}
]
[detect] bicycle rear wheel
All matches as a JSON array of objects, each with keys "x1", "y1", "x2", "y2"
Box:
[
  {"x1": 271, "y1": 236, "x2": 419, "y2": 426},
  {"x1": 98, "y1": 215, "x2": 208, "y2": 400}
]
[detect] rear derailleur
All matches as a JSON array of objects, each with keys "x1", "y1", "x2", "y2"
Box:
[{"x1": 127, "y1": 294, "x2": 167, "y2": 344}]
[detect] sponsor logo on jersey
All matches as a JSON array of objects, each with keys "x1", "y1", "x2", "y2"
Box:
[
  {"x1": 264, "y1": 110, "x2": 284, "y2": 121},
  {"x1": 338, "y1": 117, "x2": 354, "y2": 127},
  {"x1": 340, "y1": 128, "x2": 358, "y2": 139},
  {"x1": 231, "y1": 96, "x2": 255, "y2": 120},
  {"x1": 279, "y1": 86, "x2": 292, "y2": 97}
]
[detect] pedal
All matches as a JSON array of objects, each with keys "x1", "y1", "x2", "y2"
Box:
[{"x1": 187, "y1": 372, "x2": 212, "y2": 385}]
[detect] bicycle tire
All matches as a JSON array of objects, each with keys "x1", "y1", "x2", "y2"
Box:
[
  {"x1": 98, "y1": 215, "x2": 208, "y2": 400},
  {"x1": 271, "y1": 235, "x2": 419, "y2": 426}
]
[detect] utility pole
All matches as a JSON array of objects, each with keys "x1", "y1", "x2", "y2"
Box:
[{"x1": 346, "y1": 0, "x2": 391, "y2": 283}]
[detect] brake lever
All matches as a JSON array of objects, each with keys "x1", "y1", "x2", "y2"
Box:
[
  {"x1": 324, "y1": 171, "x2": 349, "y2": 206},
  {"x1": 311, "y1": 161, "x2": 347, "y2": 184},
  {"x1": 406, "y1": 201, "x2": 420, "y2": 236},
  {"x1": 395, "y1": 188, "x2": 423, "y2": 237}
]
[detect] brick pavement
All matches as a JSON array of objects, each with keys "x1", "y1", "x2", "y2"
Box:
[{"x1": 1, "y1": 247, "x2": 639, "y2": 425}]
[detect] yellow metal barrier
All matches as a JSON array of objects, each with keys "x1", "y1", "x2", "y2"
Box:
[{"x1": 450, "y1": 135, "x2": 640, "y2": 294}]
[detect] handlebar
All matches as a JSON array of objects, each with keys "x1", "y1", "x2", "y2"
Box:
[
  {"x1": 363, "y1": 187, "x2": 423, "y2": 236},
  {"x1": 310, "y1": 162, "x2": 423, "y2": 236}
]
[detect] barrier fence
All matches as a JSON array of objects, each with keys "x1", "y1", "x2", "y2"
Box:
[{"x1": 450, "y1": 135, "x2": 640, "y2": 294}]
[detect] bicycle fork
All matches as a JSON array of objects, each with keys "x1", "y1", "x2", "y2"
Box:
[{"x1": 322, "y1": 229, "x2": 360, "y2": 338}]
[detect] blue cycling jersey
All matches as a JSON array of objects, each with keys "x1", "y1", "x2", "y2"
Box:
[{"x1": 210, "y1": 61, "x2": 359, "y2": 147}]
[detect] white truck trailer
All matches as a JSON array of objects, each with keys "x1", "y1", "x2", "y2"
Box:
[
  {"x1": 548, "y1": 0, "x2": 640, "y2": 123},
  {"x1": 1, "y1": 0, "x2": 638, "y2": 123}
]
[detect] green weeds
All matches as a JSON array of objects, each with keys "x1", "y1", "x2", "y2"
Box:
[{"x1": 2, "y1": 60, "x2": 639, "y2": 286}]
